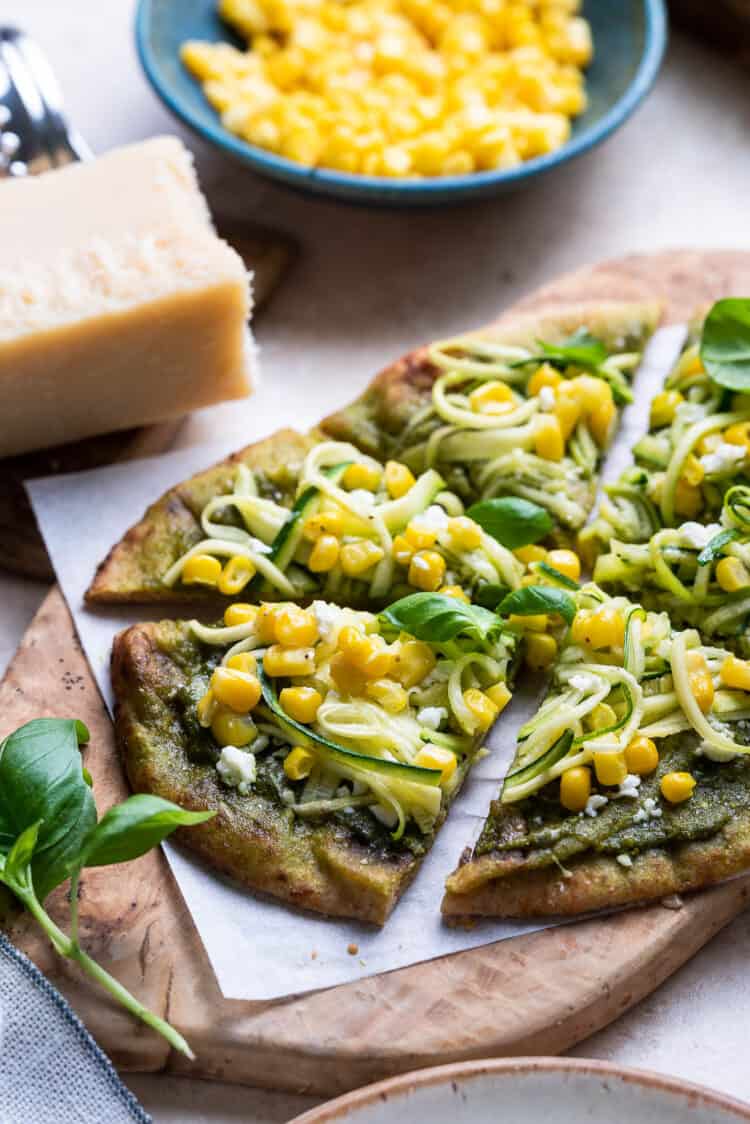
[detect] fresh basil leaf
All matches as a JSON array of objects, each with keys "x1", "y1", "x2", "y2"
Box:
[
  {"x1": 381, "y1": 592, "x2": 501, "y2": 645},
  {"x1": 0, "y1": 719, "x2": 96, "y2": 901},
  {"x1": 466, "y1": 497, "x2": 553, "y2": 549},
  {"x1": 79, "y1": 795, "x2": 213, "y2": 868},
  {"x1": 511, "y1": 329, "x2": 608, "y2": 372},
  {"x1": 1, "y1": 821, "x2": 42, "y2": 894},
  {"x1": 498, "y1": 585, "x2": 576, "y2": 625},
  {"x1": 697, "y1": 528, "x2": 740, "y2": 565},
  {"x1": 473, "y1": 582, "x2": 509, "y2": 610},
  {"x1": 700, "y1": 298, "x2": 750, "y2": 391}
]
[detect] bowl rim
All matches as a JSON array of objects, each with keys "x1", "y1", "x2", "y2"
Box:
[
  {"x1": 287, "y1": 1057, "x2": 750, "y2": 1124},
  {"x1": 135, "y1": 0, "x2": 667, "y2": 200}
]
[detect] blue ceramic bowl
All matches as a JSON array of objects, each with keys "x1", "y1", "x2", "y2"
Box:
[{"x1": 135, "y1": 0, "x2": 667, "y2": 206}]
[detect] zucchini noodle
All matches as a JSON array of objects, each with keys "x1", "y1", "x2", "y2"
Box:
[
  {"x1": 448, "y1": 652, "x2": 504, "y2": 733},
  {"x1": 660, "y1": 411, "x2": 750, "y2": 525},
  {"x1": 427, "y1": 336, "x2": 532, "y2": 379},
  {"x1": 670, "y1": 631, "x2": 750, "y2": 755},
  {"x1": 163, "y1": 539, "x2": 297, "y2": 595},
  {"x1": 432, "y1": 371, "x2": 538, "y2": 430}
]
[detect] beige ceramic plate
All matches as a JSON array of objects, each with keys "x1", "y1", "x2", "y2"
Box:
[{"x1": 290, "y1": 1059, "x2": 750, "y2": 1124}]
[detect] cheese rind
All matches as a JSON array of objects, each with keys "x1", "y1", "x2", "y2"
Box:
[{"x1": 0, "y1": 137, "x2": 254, "y2": 456}]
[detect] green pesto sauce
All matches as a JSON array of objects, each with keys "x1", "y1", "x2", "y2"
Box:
[{"x1": 475, "y1": 730, "x2": 750, "y2": 869}]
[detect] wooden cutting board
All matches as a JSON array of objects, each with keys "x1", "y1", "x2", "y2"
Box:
[{"x1": 3, "y1": 250, "x2": 750, "y2": 1096}]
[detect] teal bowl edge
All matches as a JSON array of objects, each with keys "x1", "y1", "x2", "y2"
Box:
[{"x1": 135, "y1": 0, "x2": 668, "y2": 207}]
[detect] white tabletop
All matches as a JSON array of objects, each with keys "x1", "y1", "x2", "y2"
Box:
[{"x1": 4, "y1": 1, "x2": 750, "y2": 1118}]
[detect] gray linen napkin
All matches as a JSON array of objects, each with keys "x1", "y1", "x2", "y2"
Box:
[{"x1": 0, "y1": 932, "x2": 151, "y2": 1123}]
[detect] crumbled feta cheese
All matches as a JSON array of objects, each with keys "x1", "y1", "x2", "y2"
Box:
[
  {"x1": 674, "y1": 402, "x2": 707, "y2": 425},
  {"x1": 679, "y1": 522, "x2": 722, "y2": 550},
  {"x1": 312, "y1": 600, "x2": 344, "y2": 640},
  {"x1": 632, "y1": 796, "x2": 663, "y2": 823},
  {"x1": 538, "y1": 386, "x2": 556, "y2": 411},
  {"x1": 617, "y1": 773, "x2": 642, "y2": 799},
  {"x1": 700, "y1": 442, "x2": 746, "y2": 476},
  {"x1": 616, "y1": 853, "x2": 633, "y2": 868},
  {"x1": 568, "y1": 673, "x2": 601, "y2": 693},
  {"x1": 216, "y1": 745, "x2": 257, "y2": 794},
  {"x1": 413, "y1": 504, "x2": 449, "y2": 532},
  {"x1": 348, "y1": 489, "x2": 376, "y2": 513},
  {"x1": 584, "y1": 794, "x2": 609, "y2": 817},
  {"x1": 417, "y1": 706, "x2": 448, "y2": 730}
]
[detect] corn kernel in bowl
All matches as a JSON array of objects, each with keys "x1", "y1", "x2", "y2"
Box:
[{"x1": 181, "y1": 0, "x2": 592, "y2": 179}]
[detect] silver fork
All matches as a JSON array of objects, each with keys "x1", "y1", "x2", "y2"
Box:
[{"x1": 0, "y1": 26, "x2": 91, "y2": 177}]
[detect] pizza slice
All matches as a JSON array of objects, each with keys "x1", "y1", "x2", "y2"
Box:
[
  {"x1": 443, "y1": 583, "x2": 750, "y2": 919},
  {"x1": 322, "y1": 301, "x2": 661, "y2": 541},
  {"x1": 581, "y1": 298, "x2": 750, "y2": 560},
  {"x1": 113, "y1": 591, "x2": 519, "y2": 924}
]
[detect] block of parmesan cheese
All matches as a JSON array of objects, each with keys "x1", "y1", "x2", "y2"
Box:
[{"x1": 0, "y1": 137, "x2": 254, "y2": 457}]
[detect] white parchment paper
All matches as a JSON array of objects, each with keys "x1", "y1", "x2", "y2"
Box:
[{"x1": 28, "y1": 324, "x2": 685, "y2": 1001}]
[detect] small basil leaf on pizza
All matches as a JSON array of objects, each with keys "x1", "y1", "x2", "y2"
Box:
[
  {"x1": 466, "y1": 497, "x2": 553, "y2": 549},
  {"x1": 498, "y1": 585, "x2": 576, "y2": 625},
  {"x1": 701, "y1": 298, "x2": 750, "y2": 390},
  {"x1": 381, "y1": 592, "x2": 502, "y2": 646}
]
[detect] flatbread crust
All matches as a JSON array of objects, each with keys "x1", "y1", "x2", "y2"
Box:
[
  {"x1": 87, "y1": 301, "x2": 661, "y2": 604},
  {"x1": 87, "y1": 428, "x2": 318, "y2": 604},
  {"x1": 442, "y1": 807, "x2": 750, "y2": 920},
  {"x1": 321, "y1": 300, "x2": 663, "y2": 458},
  {"x1": 113, "y1": 618, "x2": 469, "y2": 924}
]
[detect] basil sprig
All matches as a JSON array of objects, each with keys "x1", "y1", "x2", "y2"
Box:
[
  {"x1": 697, "y1": 528, "x2": 739, "y2": 566},
  {"x1": 381, "y1": 592, "x2": 504, "y2": 648},
  {"x1": 466, "y1": 496, "x2": 552, "y2": 550},
  {"x1": 510, "y1": 328, "x2": 632, "y2": 403},
  {"x1": 700, "y1": 298, "x2": 750, "y2": 391},
  {"x1": 498, "y1": 585, "x2": 577, "y2": 625},
  {"x1": 0, "y1": 718, "x2": 212, "y2": 1059}
]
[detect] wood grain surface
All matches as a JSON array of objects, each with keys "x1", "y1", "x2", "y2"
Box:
[
  {"x1": 0, "y1": 219, "x2": 295, "y2": 582},
  {"x1": 3, "y1": 250, "x2": 750, "y2": 1095}
]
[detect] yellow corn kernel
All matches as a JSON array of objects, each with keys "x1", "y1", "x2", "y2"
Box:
[
  {"x1": 721, "y1": 654, "x2": 750, "y2": 691},
  {"x1": 689, "y1": 667, "x2": 715, "y2": 713},
  {"x1": 724, "y1": 421, "x2": 750, "y2": 453},
  {"x1": 593, "y1": 749, "x2": 628, "y2": 786},
  {"x1": 405, "y1": 521, "x2": 438, "y2": 550},
  {"x1": 674, "y1": 478, "x2": 703, "y2": 518},
  {"x1": 263, "y1": 645, "x2": 316, "y2": 678},
  {"x1": 439, "y1": 584, "x2": 469, "y2": 602},
  {"x1": 409, "y1": 550, "x2": 447, "y2": 592},
  {"x1": 415, "y1": 745, "x2": 457, "y2": 783},
  {"x1": 546, "y1": 549, "x2": 581, "y2": 582},
  {"x1": 340, "y1": 540, "x2": 385, "y2": 577},
  {"x1": 329, "y1": 651, "x2": 368, "y2": 695},
  {"x1": 338, "y1": 625, "x2": 370, "y2": 661},
  {"x1": 211, "y1": 666, "x2": 261, "y2": 713},
  {"x1": 524, "y1": 632, "x2": 558, "y2": 670},
  {"x1": 217, "y1": 555, "x2": 256, "y2": 596},
  {"x1": 625, "y1": 735, "x2": 659, "y2": 776},
  {"x1": 660, "y1": 771, "x2": 696, "y2": 804},
  {"x1": 571, "y1": 606, "x2": 625, "y2": 650},
  {"x1": 256, "y1": 603, "x2": 280, "y2": 643},
  {"x1": 527, "y1": 363, "x2": 562, "y2": 397},
  {"x1": 650, "y1": 389, "x2": 684, "y2": 429},
  {"x1": 587, "y1": 702, "x2": 617, "y2": 732},
  {"x1": 303, "y1": 510, "x2": 346, "y2": 541},
  {"x1": 509, "y1": 613, "x2": 548, "y2": 633},
  {"x1": 589, "y1": 395, "x2": 616, "y2": 448},
  {"x1": 279, "y1": 685, "x2": 322, "y2": 723},
  {"x1": 391, "y1": 639, "x2": 436, "y2": 688},
  {"x1": 308, "y1": 533, "x2": 340, "y2": 573},
  {"x1": 342, "y1": 462, "x2": 382, "y2": 491},
  {"x1": 681, "y1": 454, "x2": 705, "y2": 487},
  {"x1": 716, "y1": 556, "x2": 750, "y2": 593},
  {"x1": 514, "y1": 544, "x2": 547, "y2": 565},
  {"x1": 392, "y1": 534, "x2": 414, "y2": 567},
  {"x1": 283, "y1": 746, "x2": 316, "y2": 781},
  {"x1": 182, "y1": 553, "x2": 222, "y2": 587},
  {"x1": 560, "y1": 765, "x2": 591, "y2": 812},
  {"x1": 485, "y1": 681, "x2": 512, "y2": 713},
  {"x1": 224, "y1": 603, "x2": 257, "y2": 628},
  {"x1": 553, "y1": 390, "x2": 582, "y2": 440},
  {"x1": 534, "y1": 414, "x2": 565, "y2": 461},
  {"x1": 196, "y1": 690, "x2": 215, "y2": 728},
  {"x1": 447, "y1": 516, "x2": 482, "y2": 551},
  {"x1": 365, "y1": 678, "x2": 409, "y2": 714},
  {"x1": 226, "y1": 651, "x2": 257, "y2": 674},
  {"x1": 340, "y1": 629, "x2": 393, "y2": 678},
  {"x1": 384, "y1": 461, "x2": 415, "y2": 499},
  {"x1": 468, "y1": 380, "x2": 515, "y2": 415},
  {"x1": 274, "y1": 605, "x2": 319, "y2": 647},
  {"x1": 211, "y1": 708, "x2": 256, "y2": 748},
  {"x1": 463, "y1": 687, "x2": 499, "y2": 731}
]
